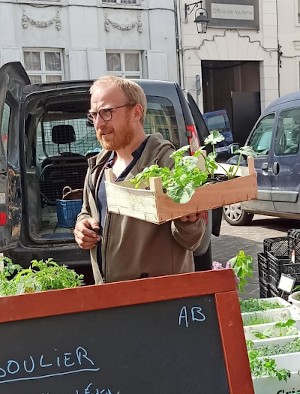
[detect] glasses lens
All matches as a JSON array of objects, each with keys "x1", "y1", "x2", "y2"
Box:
[{"x1": 100, "y1": 109, "x2": 112, "y2": 121}]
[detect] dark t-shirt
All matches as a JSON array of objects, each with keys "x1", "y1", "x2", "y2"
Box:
[{"x1": 97, "y1": 137, "x2": 150, "y2": 274}]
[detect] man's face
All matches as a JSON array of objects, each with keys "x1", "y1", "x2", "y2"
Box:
[{"x1": 89, "y1": 85, "x2": 135, "y2": 151}]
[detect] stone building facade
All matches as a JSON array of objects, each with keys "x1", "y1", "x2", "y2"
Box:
[{"x1": 0, "y1": 0, "x2": 178, "y2": 82}]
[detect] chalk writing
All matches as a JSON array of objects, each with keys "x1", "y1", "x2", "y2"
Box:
[
  {"x1": 0, "y1": 346, "x2": 100, "y2": 384},
  {"x1": 75, "y1": 382, "x2": 120, "y2": 394},
  {"x1": 178, "y1": 306, "x2": 206, "y2": 327}
]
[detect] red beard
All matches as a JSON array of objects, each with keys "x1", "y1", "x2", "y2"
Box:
[{"x1": 97, "y1": 121, "x2": 134, "y2": 151}]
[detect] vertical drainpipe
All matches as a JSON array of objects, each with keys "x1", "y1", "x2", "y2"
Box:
[
  {"x1": 276, "y1": 0, "x2": 281, "y2": 96},
  {"x1": 174, "y1": 0, "x2": 185, "y2": 88}
]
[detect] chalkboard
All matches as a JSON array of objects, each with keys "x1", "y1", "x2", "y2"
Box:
[{"x1": 0, "y1": 270, "x2": 254, "y2": 394}]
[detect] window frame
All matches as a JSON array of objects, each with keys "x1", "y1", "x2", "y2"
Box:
[
  {"x1": 106, "y1": 51, "x2": 142, "y2": 79},
  {"x1": 274, "y1": 108, "x2": 300, "y2": 156},
  {"x1": 23, "y1": 48, "x2": 64, "y2": 83},
  {"x1": 247, "y1": 113, "x2": 275, "y2": 156},
  {"x1": 102, "y1": 0, "x2": 140, "y2": 5}
]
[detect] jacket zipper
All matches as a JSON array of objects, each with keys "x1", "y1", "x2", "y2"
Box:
[
  {"x1": 90, "y1": 163, "x2": 106, "y2": 281},
  {"x1": 101, "y1": 209, "x2": 111, "y2": 282}
]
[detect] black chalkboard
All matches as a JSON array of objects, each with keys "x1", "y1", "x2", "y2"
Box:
[{"x1": 0, "y1": 270, "x2": 254, "y2": 394}]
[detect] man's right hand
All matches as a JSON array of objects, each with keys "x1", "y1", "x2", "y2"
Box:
[{"x1": 74, "y1": 218, "x2": 101, "y2": 249}]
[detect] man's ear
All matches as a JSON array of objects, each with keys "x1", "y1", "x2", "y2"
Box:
[{"x1": 132, "y1": 104, "x2": 144, "y2": 122}]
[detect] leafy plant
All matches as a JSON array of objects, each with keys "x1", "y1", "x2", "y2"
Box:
[
  {"x1": 252, "y1": 337, "x2": 300, "y2": 357},
  {"x1": 243, "y1": 315, "x2": 274, "y2": 327},
  {"x1": 240, "y1": 298, "x2": 284, "y2": 313},
  {"x1": 130, "y1": 130, "x2": 255, "y2": 204},
  {"x1": 212, "y1": 250, "x2": 253, "y2": 293},
  {"x1": 291, "y1": 286, "x2": 300, "y2": 301},
  {"x1": 251, "y1": 319, "x2": 297, "y2": 339},
  {"x1": 227, "y1": 250, "x2": 253, "y2": 293},
  {"x1": 0, "y1": 257, "x2": 84, "y2": 296},
  {"x1": 247, "y1": 341, "x2": 291, "y2": 382},
  {"x1": 130, "y1": 146, "x2": 208, "y2": 203},
  {"x1": 203, "y1": 130, "x2": 256, "y2": 179}
]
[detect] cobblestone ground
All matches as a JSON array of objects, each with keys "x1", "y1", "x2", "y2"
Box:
[{"x1": 211, "y1": 215, "x2": 299, "y2": 299}]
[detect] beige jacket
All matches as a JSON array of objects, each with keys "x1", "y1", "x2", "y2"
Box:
[{"x1": 77, "y1": 133, "x2": 206, "y2": 284}]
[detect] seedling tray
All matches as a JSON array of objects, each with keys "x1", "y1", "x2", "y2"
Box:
[{"x1": 105, "y1": 158, "x2": 257, "y2": 224}]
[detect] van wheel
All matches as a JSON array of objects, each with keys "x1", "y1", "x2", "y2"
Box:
[{"x1": 223, "y1": 204, "x2": 254, "y2": 226}]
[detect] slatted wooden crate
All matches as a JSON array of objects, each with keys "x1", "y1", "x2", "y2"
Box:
[{"x1": 105, "y1": 158, "x2": 257, "y2": 224}]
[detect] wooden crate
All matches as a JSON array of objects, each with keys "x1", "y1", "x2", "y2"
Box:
[{"x1": 105, "y1": 158, "x2": 257, "y2": 224}]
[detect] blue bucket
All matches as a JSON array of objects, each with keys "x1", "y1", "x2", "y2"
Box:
[{"x1": 56, "y1": 199, "x2": 82, "y2": 228}]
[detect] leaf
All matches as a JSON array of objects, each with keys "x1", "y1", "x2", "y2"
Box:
[
  {"x1": 235, "y1": 145, "x2": 257, "y2": 157},
  {"x1": 204, "y1": 130, "x2": 225, "y2": 146},
  {"x1": 229, "y1": 250, "x2": 253, "y2": 293}
]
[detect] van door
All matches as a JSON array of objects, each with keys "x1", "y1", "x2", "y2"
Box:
[
  {"x1": 243, "y1": 113, "x2": 276, "y2": 212},
  {"x1": 0, "y1": 62, "x2": 30, "y2": 250},
  {"x1": 271, "y1": 106, "x2": 300, "y2": 214}
]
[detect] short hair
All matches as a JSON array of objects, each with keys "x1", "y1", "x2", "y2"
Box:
[{"x1": 90, "y1": 75, "x2": 147, "y2": 122}]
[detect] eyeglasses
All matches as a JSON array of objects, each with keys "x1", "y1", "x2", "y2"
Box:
[{"x1": 87, "y1": 103, "x2": 132, "y2": 122}]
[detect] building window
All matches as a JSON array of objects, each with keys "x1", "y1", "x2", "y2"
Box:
[
  {"x1": 102, "y1": 0, "x2": 138, "y2": 4},
  {"x1": 106, "y1": 52, "x2": 142, "y2": 78},
  {"x1": 23, "y1": 49, "x2": 64, "y2": 83}
]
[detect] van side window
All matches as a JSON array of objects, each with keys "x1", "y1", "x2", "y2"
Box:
[
  {"x1": 275, "y1": 109, "x2": 300, "y2": 155},
  {"x1": 0, "y1": 102, "x2": 10, "y2": 156},
  {"x1": 248, "y1": 113, "x2": 275, "y2": 155},
  {"x1": 145, "y1": 96, "x2": 179, "y2": 149}
]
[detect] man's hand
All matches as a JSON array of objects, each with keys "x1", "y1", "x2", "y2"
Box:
[
  {"x1": 74, "y1": 218, "x2": 101, "y2": 249},
  {"x1": 179, "y1": 211, "x2": 208, "y2": 224}
]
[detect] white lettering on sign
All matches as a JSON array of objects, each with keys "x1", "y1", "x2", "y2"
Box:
[{"x1": 211, "y1": 3, "x2": 254, "y2": 21}]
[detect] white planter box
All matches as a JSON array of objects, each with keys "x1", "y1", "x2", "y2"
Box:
[
  {"x1": 244, "y1": 319, "x2": 299, "y2": 343},
  {"x1": 252, "y1": 335, "x2": 300, "y2": 349},
  {"x1": 240, "y1": 297, "x2": 291, "y2": 311},
  {"x1": 242, "y1": 307, "x2": 293, "y2": 326},
  {"x1": 289, "y1": 291, "x2": 300, "y2": 308},
  {"x1": 266, "y1": 352, "x2": 300, "y2": 370},
  {"x1": 253, "y1": 371, "x2": 300, "y2": 394},
  {"x1": 253, "y1": 353, "x2": 300, "y2": 393}
]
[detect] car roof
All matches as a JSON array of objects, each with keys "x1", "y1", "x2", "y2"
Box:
[
  {"x1": 265, "y1": 90, "x2": 300, "y2": 111},
  {"x1": 23, "y1": 78, "x2": 180, "y2": 96}
]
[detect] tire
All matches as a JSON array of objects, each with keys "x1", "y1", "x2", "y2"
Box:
[{"x1": 222, "y1": 203, "x2": 254, "y2": 226}]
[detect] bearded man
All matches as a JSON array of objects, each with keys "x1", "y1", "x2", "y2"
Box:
[{"x1": 74, "y1": 76, "x2": 207, "y2": 284}]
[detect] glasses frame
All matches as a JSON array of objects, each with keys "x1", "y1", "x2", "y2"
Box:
[{"x1": 87, "y1": 103, "x2": 132, "y2": 123}]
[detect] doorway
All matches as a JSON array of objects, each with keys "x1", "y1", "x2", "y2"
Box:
[{"x1": 202, "y1": 60, "x2": 261, "y2": 145}]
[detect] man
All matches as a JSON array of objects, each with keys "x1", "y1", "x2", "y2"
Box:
[{"x1": 74, "y1": 76, "x2": 206, "y2": 284}]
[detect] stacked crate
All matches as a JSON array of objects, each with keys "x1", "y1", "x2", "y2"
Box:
[{"x1": 258, "y1": 229, "x2": 300, "y2": 298}]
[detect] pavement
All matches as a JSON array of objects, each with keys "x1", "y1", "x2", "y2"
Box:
[{"x1": 211, "y1": 215, "x2": 299, "y2": 299}]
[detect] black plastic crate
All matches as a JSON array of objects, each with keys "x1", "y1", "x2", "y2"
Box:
[
  {"x1": 259, "y1": 278, "x2": 269, "y2": 298},
  {"x1": 267, "y1": 251, "x2": 300, "y2": 289},
  {"x1": 257, "y1": 252, "x2": 268, "y2": 283},
  {"x1": 288, "y1": 229, "x2": 300, "y2": 263},
  {"x1": 263, "y1": 236, "x2": 289, "y2": 257},
  {"x1": 269, "y1": 284, "x2": 289, "y2": 301}
]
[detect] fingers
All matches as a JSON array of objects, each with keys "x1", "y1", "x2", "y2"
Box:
[
  {"x1": 179, "y1": 211, "x2": 208, "y2": 223},
  {"x1": 74, "y1": 219, "x2": 101, "y2": 249}
]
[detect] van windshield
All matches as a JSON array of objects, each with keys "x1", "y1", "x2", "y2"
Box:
[{"x1": 248, "y1": 114, "x2": 275, "y2": 155}]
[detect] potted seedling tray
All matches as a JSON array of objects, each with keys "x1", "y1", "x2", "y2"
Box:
[
  {"x1": 105, "y1": 158, "x2": 257, "y2": 224},
  {"x1": 244, "y1": 318, "x2": 299, "y2": 345},
  {"x1": 240, "y1": 297, "x2": 291, "y2": 314},
  {"x1": 253, "y1": 351, "x2": 300, "y2": 394},
  {"x1": 242, "y1": 307, "x2": 293, "y2": 327}
]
